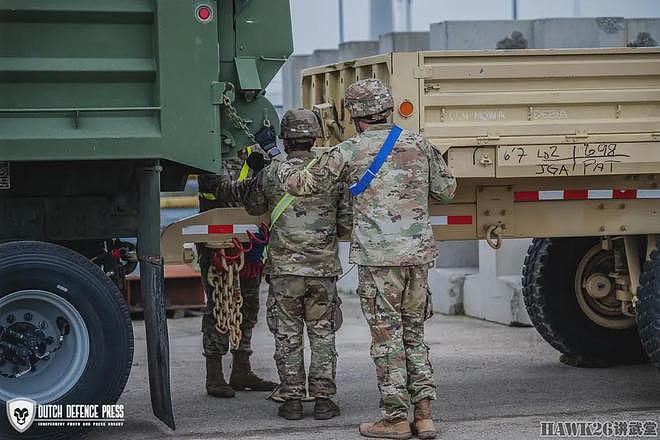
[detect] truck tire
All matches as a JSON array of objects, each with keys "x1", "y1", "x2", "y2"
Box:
[
  {"x1": 0, "y1": 241, "x2": 133, "y2": 440},
  {"x1": 522, "y1": 237, "x2": 646, "y2": 366},
  {"x1": 636, "y1": 249, "x2": 660, "y2": 370}
]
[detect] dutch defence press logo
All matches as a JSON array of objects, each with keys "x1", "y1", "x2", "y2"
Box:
[
  {"x1": 6, "y1": 397, "x2": 124, "y2": 433},
  {"x1": 7, "y1": 398, "x2": 37, "y2": 433}
]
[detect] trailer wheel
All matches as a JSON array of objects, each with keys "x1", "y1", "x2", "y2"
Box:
[
  {"x1": 0, "y1": 241, "x2": 133, "y2": 440},
  {"x1": 522, "y1": 238, "x2": 646, "y2": 366},
  {"x1": 636, "y1": 248, "x2": 660, "y2": 370}
]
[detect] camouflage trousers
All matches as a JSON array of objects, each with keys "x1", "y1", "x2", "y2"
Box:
[
  {"x1": 266, "y1": 275, "x2": 343, "y2": 400},
  {"x1": 198, "y1": 245, "x2": 261, "y2": 356},
  {"x1": 357, "y1": 264, "x2": 436, "y2": 421}
]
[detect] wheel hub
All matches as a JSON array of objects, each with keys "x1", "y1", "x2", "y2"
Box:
[
  {"x1": 575, "y1": 244, "x2": 635, "y2": 330},
  {"x1": 0, "y1": 290, "x2": 90, "y2": 402},
  {"x1": 0, "y1": 319, "x2": 65, "y2": 378},
  {"x1": 583, "y1": 273, "x2": 612, "y2": 299}
]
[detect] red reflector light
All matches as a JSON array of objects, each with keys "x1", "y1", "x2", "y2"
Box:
[
  {"x1": 195, "y1": 4, "x2": 213, "y2": 22},
  {"x1": 398, "y1": 100, "x2": 414, "y2": 118}
]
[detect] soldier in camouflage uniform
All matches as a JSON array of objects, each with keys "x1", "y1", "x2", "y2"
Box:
[
  {"x1": 206, "y1": 108, "x2": 352, "y2": 420},
  {"x1": 275, "y1": 79, "x2": 457, "y2": 439},
  {"x1": 197, "y1": 147, "x2": 278, "y2": 398}
]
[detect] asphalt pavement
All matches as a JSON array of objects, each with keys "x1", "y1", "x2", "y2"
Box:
[{"x1": 88, "y1": 294, "x2": 659, "y2": 440}]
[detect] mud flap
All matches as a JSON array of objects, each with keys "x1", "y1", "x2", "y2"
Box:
[
  {"x1": 141, "y1": 256, "x2": 176, "y2": 430},
  {"x1": 138, "y1": 163, "x2": 175, "y2": 430}
]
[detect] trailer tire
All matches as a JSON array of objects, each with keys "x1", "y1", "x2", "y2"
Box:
[
  {"x1": 0, "y1": 241, "x2": 133, "y2": 440},
  {"x1": 522, "y1": 237, "x2": 646, "y2": 366},
  {"x1": 636, "y1": 249, "x2": 660, "y2": 370}
]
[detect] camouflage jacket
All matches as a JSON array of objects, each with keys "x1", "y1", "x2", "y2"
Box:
[
  {"x1": 276, "y1": 124, "x2": 456, "y2": 266},
  {"x1": 198, "y1": 157, "x2": 249, "y2": 212},
  {"x1": 216, "y1": 150, "x2": 352, "y2": 277}
]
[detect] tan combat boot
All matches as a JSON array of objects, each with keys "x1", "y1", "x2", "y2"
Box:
[
  {"x1": 412, "y1": 399, "x2": 438, "y2": 439},
  {"x1": 359, "y1": 418, "x2": 412, "y2": 439},
  {"x1": 205, "y1": 355, "x2": 235, "y2": 398},
  {"x1": 229, "y1": 351, "x2": 278, "y2": 391}
]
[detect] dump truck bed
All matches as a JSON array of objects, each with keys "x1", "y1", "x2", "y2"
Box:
[{"x1": 300, "y1": 48, "x2": 660, "y2": 241}]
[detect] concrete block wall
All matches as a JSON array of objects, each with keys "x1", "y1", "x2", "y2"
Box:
[
  {"x1": 338, "y1": 41, "x2": 380, "y2": 61},
  {"x1": 430, "y1": 17, "x2": 659, "y2": 51},
  {"x1": 533, "y1": 17, "x2": 626, "y2": 48},
  {"x1": 281, "y1": 55, "x2": 311, "y2": 110},
  {"x1": 430, "y1": 20, "x2": 534, "y2": 50},
  {"x1": 626, "y1": 18, "x2": 660, "y2": 46},
  {"x1": 379, "y1": 31, "x2": 430, "y2": 52}
]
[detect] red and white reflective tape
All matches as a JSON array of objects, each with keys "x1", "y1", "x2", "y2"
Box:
[
  {"x1": 514, "y1": 189, "x2": 660, "y2": 202},
  {"x1": 429, "y1": 215, "x2": 473, "y2": 225},
  {"x1": 182, "y1": 224, "x2": 259, "y2": 235}
]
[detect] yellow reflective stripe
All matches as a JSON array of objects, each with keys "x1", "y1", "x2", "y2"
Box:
[
  {"x1": 199, "y1": 192, "x2": 217, "y2": 201},
  {"x1": 237, "y1": 146, "x2": 253, "y2": 182},
  {"x1": 268, "y1": 158, "x2": 318, "y2": 231},
  {"x1": 269, "y1": 193, "x2": 295, "y2": 229},
  {"x1": 264, "y1": 157, "x2": 318, "y2": 259}
]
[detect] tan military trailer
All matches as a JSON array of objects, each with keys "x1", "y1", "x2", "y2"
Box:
[{"x1": 163, "y1": 47, "x2": 659, "y2": 369}]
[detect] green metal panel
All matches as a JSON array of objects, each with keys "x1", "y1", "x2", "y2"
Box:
[
  {"x1": 235, "y1": 57, "x2": 262, "y2": 91},
  {"x1": 217, "y1": 0, "x2": 293, "y2": 157},
  {"x1": 0, "y1": 0, "x2": 292, "y2": 171},
  {"x1": 155, "y1": 0, "x2": 221, "y2": 172}
]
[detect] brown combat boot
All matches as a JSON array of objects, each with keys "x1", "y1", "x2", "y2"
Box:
[
  {"x1": 412, "y1": 399, "x2": 438, "y2": 439},
  {"x1": 229, "y1": 351, "x2": 278, "y2": 391},
  {"x1": 359, "y1": 418, "x2": 412, "y2": 439},
  {"x1": 205, "y1": 355, "x2": 235, "y2": 398}
]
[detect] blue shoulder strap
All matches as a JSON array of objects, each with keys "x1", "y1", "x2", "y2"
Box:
[{"x1": 349, "y1": 125, "x2": 403, "y2": 196}]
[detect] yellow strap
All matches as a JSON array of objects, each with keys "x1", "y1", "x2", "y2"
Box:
[
  {"x1": 269, "y1": 158, "x2": 318, "y2": 230},
  {"x1": 199, "y1": 191, "x2": 217, "y2": 201},
  {"x1": 237, "y1": 146, "x2": 253, "y2": 182},
  {"x1": 264, "y1": 158, "x2": 318, "y2": 259}
]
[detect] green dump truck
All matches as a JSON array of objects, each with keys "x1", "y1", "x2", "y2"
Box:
[{"x1": 0, "y1": 1, "x2": 292, "y2": 438}]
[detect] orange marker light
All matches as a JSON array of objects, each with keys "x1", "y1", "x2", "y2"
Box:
[{"x1": 398, "y1": 100, "x2": 414, "y2": 118}]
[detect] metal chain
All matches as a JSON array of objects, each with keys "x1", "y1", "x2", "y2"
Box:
[
  {"x1": 223, "y1": 91, "x2": 257, "y2": 145},
  {"x1": 222, "y1": 85, "x2": 271, "y2": 148},
  {"x1": 207, "y1": 253, "x2": 245, "y2": 349}
]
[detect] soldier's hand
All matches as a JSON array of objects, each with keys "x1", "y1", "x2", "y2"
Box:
[
  {"x1": 254, "y1": 126, "x2": 279, "y2": 158},
  {"x1": 246, "y1": 151, "x2": 268, "y2": 173}
]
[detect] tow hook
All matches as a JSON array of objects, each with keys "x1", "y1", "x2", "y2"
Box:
[{"x1": 485, "y1": 224, "x2": 504, "y2": 250}]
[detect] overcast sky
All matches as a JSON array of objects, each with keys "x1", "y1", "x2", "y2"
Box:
[{"x1": 290, "y1": 0, "x2": 660, "y2": 54}]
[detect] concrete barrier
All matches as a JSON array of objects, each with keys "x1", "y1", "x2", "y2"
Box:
[
  {"x1": 310, "y1": 49, "x2": 340, "y2": 68},
  {"x1": 338, "y1": 40, "x2": 380, "y2": 61},
  {"x1": 430, "y1": 20, "x2": 534, "y2": 50},
  {"x1": 379, "y1": 31, "x2": 430, "y2": 52},
  {"x1": 463, "y1": 240, "x2": 532, "y2": 326},
  {"x1": 626, "y1": 18, "x2": 660, "y2": 46},
  {"x1": 281, "y1": 54, "x2": 311, "y2": 109},
  {"x1": 533, "y1": 17, "x2": 625, "y2": 48}
]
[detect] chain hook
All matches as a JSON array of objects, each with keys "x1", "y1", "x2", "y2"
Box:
[{"x1": 485, "y1": 224, "x2": 503, "y2": 250}]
